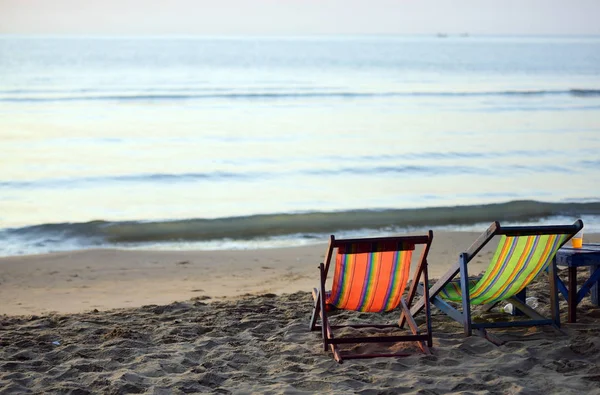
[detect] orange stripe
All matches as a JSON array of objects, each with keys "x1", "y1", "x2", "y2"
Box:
[
  {"x1": 519, "y1": 234, "x2": 558, "y2": 286},
  {"x1": 471, "y1": 236, "x2": 513, "y2": 298},
  {"x1": 384, "y1": 251, "x2": 402, "y2": 311},
  {"x1": 366, "y1": 251, "x2": 390, "y2": 312},
  {"x1": 479, "y1": 235, "x2": 559, "y2": 304},
  {"x1": 393, "y1": 251, "x2": 411, "y2": 308},
  {"x1": 484, "y1": 236, "x2": 535, "y2": 302},
  {"x1": 344, "y1": 252, "x2": 369, "y2": 310},
  {"x1": 360, "y1": 251, "x2": 380, "y2": 311},
  {"x1": 329, "y1": 245, "x2": 413, "y2": 312},
  {"x1": 386, "y1": 251, "x2": 410, "y2": 310}
]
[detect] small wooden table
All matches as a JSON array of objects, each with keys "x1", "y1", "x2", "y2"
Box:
[{"x1": 554, "y1": 243, "x2": 600, "y2": 323}]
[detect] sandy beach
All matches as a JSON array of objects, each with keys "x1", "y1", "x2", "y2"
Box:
[
  {"x1": 3, "y1": 10, "x2": 600, "y2": 394},
  {"x1": 0, "y1": 231, "x2": 541, "y2": 316},
  {"x1": 1, "y1": 231, "x2": 600, "y2": 394}
]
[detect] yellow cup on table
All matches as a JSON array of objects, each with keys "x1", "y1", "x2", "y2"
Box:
[{"x1": 571, "y1": 229, "x2": 584, "y2": 248}]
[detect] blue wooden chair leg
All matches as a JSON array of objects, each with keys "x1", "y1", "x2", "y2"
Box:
[
  {"x1": 591, "y1": 264, "x2": 600, "y2": 306},
  {"x1": 459, "y1": 253, "x2": 472, "y2": 336},
  {"x1": 512, "y1": 288, "x2": 526, "y2": 316},
  {"x1": 549, "y1": 258, "x2": 560, "y2": 328}
]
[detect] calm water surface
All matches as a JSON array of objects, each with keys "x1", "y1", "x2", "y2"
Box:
[{"x1": 1, "y1": 35, "x2": 600, "y2": 255}]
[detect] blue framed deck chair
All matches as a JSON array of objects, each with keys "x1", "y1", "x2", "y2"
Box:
[
  {"x1": 309, "y1": 232, "x2": 434, "y2": 363},
  {"x1": 410, "y1": 220, "x2": 583, "y2": 345}
]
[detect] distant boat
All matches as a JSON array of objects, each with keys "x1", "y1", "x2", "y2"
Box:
[{"x1": 436, "y1": 33, "x2": 448, "y2": 38}]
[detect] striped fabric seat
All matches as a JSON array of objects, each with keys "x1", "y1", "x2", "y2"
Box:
[
  {"x1": 438, "y1": 278, "x2": 480, "y2": 301},
  {"x1": 310, "y1": 233, "x2": 434, "y2": 362},
  {"x1": 326, "y1": 241, "x2": 413, "y2": 312},
  {"x1": 407, "y1": 220, "x2": 582, "y2": 344},
  {"x1": 440, "y1": 234, "x2": 568, "y2": 305}
]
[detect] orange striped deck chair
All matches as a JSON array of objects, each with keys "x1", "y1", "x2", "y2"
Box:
[
  {"x1": 410, "y1": 220, "x2": 583, "y2": 345},
  {"x1": 309, "y1": 232, "x2": 434, "y2": 363}
]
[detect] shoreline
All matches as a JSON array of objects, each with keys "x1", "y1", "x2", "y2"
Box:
[
  {"x1": 2, "y1": 201, "x2": 600, "y2": 257},
  {"x1": 2, "y1": 231, "x2": 599, "y2": 316}
]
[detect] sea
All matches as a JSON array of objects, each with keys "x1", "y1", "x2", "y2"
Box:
[{"x1": 1, "y1": 35, "x2": 600, "y2": 257}]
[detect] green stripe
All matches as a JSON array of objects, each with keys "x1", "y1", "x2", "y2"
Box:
[{"x1": 440, "y1": 234, "x2": 567, "y2": 305}]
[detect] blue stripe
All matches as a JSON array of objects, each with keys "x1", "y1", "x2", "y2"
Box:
[
  {"x1": 380, "y1": 250, "x2": 400, "y2": 312},
  {"x1": 487, "y1": 236, "x2": 540, "y2": 303},
  {"x1": 471, "y1": 237, "x2": 519, "y2": 300},
  {"x1": 357, "y1": 251, "x2": 375, "y2": 311}
]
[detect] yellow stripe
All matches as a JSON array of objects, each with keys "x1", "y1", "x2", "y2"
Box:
[
  {"x1": 363, "y1": 251, "x2": 381, "y2": 312},
  {"x1": 337, "y1": 252, "x2": 355, "y2": 308},
  {"x1": 519, "y1": 234, "x2": 558, "y2": 286},
  {"x1": 483, "y1": 236, "x2": 535, "y2": 303},
  {"x1": 470, "y1": 236, "x2": 513, "y2": 299},
  {"x1": 384, "y1": 251, "x2": 404, "y2": 311}
]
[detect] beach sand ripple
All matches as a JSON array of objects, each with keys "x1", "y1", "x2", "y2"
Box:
[{"x1": 2, "y1": 273, "x2": 600, "y2": 394}]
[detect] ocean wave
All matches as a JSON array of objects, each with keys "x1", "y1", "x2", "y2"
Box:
[
  {"x1": 1, "y1": 89, "x2": 599, "y2": 103},
  {"x1": 2, "y1": 201, "x2": 599, "y2": 248},
  {"x1": 0, "y1": 171, "x2": 255, "y2": 189},
  {"x1": 0, "y1": 161, "x2": 579, "y2": 189}
]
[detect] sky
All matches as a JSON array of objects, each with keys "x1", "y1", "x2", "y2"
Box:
[{"x1": 1, "y1": 0, "x2": 599, "y2": 36}]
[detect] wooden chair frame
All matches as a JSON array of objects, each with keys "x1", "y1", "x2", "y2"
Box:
[
  {"x1": 309, "y1": 231, "x2": 434, "y2": 363},
  {"x1": 410, "y1": 220, "x2": 583, "y2": 345}
]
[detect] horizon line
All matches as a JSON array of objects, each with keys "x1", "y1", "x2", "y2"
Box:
[{"x1": 2, "y1": 33, "x2": 600, "y2": 39}]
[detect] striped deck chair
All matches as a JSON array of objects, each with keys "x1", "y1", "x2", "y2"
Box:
[
  {"x1": 410, "y1": 220, "x2": 583, "y2": 345},
  {"x1": 309, "y1": 232, "x2": 434, "y2": 363}
]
